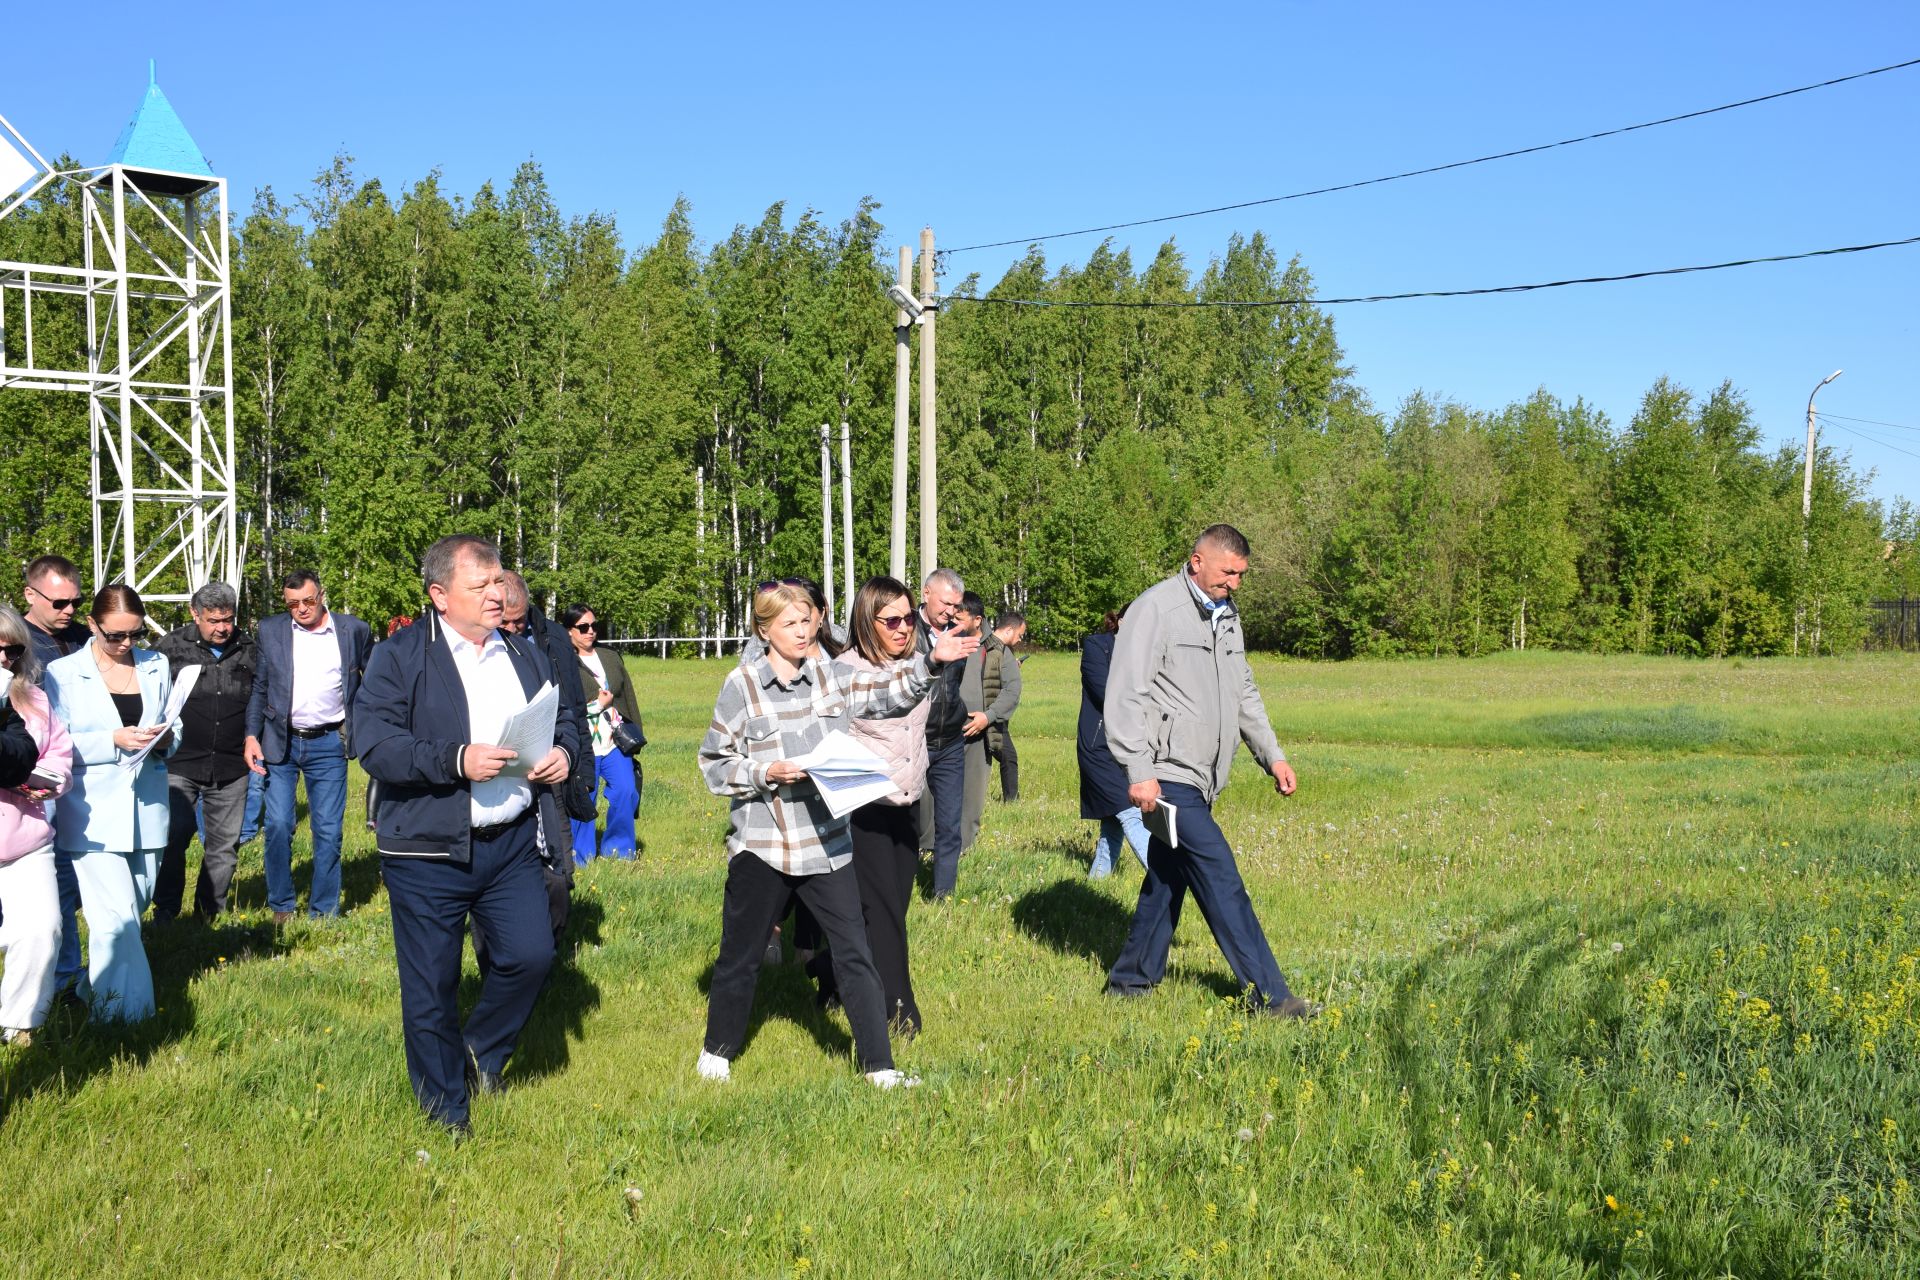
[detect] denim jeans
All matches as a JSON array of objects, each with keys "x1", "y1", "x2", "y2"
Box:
[
  {"x1": 263, "y1": 731, "x2": 349, "y2": 917},
  {"x1": 236, "y1": 769, "x2": 266, "y2": 844},
  {"x1": 1090, "y1": 807, "x2": 1152, "y2": 878}
]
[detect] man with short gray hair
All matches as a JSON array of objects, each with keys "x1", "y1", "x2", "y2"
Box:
[
  {"x1": 155, "y1": 581, "x2": 259, "y2": 921},
  {"x1": 915, "y1": 567, "x2": 972, "y2": 899},
  {"x1": 1102, "y1": 523, "x2": 1317, "y2": 1019}
]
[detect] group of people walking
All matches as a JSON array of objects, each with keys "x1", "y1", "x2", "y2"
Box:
[{"x1": 1, "y1": 520, "x2": 1314, "y2": 1134}]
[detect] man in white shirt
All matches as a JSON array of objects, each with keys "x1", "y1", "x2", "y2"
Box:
[
  {"x1": 353, "y1": 535, "x2": 579, "y2": 1136},
  {"x1": 245, "y1": 570, "x2": 373, "y2": 922}
]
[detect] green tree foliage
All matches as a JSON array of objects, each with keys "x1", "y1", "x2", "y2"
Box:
[{"x1": 0, "y1": 157, "x2": 1902, "y2": 654}]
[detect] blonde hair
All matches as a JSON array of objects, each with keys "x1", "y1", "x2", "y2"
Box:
[{"x1": 752, "y1": 583, "x2": 814, "y2": 639}]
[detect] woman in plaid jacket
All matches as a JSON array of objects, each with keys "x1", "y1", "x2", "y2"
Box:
[{"x1": 696, "y1": 581, "x2": 975, "y2": 1087}]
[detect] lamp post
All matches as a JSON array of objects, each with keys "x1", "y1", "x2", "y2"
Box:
[{"x1": 1802, "y1": 368, "x2": 1842, "y2": 524}]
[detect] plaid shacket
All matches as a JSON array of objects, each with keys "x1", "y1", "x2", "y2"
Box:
[{"x1": 700, "y1": 650, "x2": 934, "y2": 875}]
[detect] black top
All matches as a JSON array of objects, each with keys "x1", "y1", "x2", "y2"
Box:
[
  {"x1": 155, "y1": 623, "x2": 258, "y2": 784},
  {"x1": 915, "y1": 615, "x2": 970, "y2": 749},
  {"x1": 110, "y1": 690, "x2": 144, "y2": 728}
]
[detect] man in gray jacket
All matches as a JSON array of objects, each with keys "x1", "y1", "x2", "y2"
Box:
[{"x1": 1102, "y1": 524, "x2": 1316, "y2": 1018}]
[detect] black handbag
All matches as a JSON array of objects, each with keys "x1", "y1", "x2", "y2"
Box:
[{"x1": 610, "y1": 716, "x2": 647, "y2": 757}]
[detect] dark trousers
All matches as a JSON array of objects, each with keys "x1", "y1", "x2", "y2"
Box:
[
  {"x1": 815, "y1": 803, "x2": 922, "y2": 1032},
  {"x1": 382, "y1": 815, "x2": 554, "y2": 1127},
  {"x1": 1106, "y1": 781, "x2": 1295, "y2": 1008},
  {"x1": 704, "y1": 852, "x2": 894, "y2": 1072},
  {"x1": 922, "y1": 736, "x2": 968, "y2": 899},
  {"x1": 157, "y1": 771, "x2": 250, "y2": 919},
  {"x1": 990, "y1": 729, "x2": 1019, "y2": 801}
]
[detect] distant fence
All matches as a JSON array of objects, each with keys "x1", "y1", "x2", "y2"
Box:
[
  {"x1": 1867, "y1": 600, "x2": 1920, "y2": 651},
  {"x1": 600, "y1": 635, "x2": 750, "y2": 658}
]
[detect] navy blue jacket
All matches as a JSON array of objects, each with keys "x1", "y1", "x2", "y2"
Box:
[
  {"x1": 354, "y1": 611, "x2": 583, "y2": 866},
  {"x1": 1077, "y1": 632, "x2": 1130, "y2": 819},
  {"x1": 247, "y1": 610, "x2": 374, "y2": 764}
]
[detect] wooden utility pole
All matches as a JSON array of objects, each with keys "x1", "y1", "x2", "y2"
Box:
[
  {"x1": 839, "y1": 420, "x2": 855, "y2": 619},
  {"x1": 820, "y1": 423, "x2": 836, "y2": 621},
  {"x1": 917, "y1": 226, "x2": 937, "y2": 583},
  {"x1": 890, "y1": 246, "x2": 912, "y2": 584}
]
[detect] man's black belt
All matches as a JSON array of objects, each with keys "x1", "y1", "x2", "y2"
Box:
[
  {"x1": 290, "y1": 721, "x2": 343, "y2": 739},
  {"x1": 471, "y1": 810, "x2": 532, "y2": 843}
]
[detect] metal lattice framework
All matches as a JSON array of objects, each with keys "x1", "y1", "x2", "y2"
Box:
[{"x1": 0, "y1": 108, "x2": 237, "y2": 606}]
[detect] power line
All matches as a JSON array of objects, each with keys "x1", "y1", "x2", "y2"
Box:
[
  {"x1": 943, "y1": 234, "x2": 1920, "y2": 309},
  {"x1": 942, "y1": 56, "x2": 1920, "y2": 257},
  {"x1": 1821, "y1": 419, "x2": 1920, "y2": 463},
  {"x1": 1819, "y1": 410, "x2": 1920, "y2": 433}
]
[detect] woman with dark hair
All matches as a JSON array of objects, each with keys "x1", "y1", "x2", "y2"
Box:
[
  {"x1": 812, "y1": 576, "x2": 933, "y2": 1033},
  {"x1": 43, "y1": 584, "x2": 175, "y2": 1021},
  {"x1": 1079, "y1": 608, "x2": 1150, "y2": 879},
  {"x1": 560, "y1": 604, "x2": 642, "y2": 864},
  {"x1": 0, "y1": 605, "x2": 73, "y2": 1044}
]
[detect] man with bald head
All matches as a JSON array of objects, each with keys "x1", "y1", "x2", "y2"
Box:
[{"x1": 1101, "y1": 524, "x2": 1317, "y2": 1020}]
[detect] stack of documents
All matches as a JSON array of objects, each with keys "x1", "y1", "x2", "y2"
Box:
[
  {"x1": 789, "y1": 731, "x2": 896, "y2": 818},
  {"x1": 120, "y1": 665, "x2": 201, "y2": 771},
  {"x1": 496, "y1": 683, "x2": 560, "y2": 777}
]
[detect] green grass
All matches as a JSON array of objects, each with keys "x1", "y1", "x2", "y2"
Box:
[{"x1": 1, "y1": 651, "x2": 1915, "y2": 1278}]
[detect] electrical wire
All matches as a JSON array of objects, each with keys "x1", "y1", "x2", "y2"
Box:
[
  {"x1": 1821, "y1": 419, "x2": 1920, "y2": 463},
  {"x1": 1818, "y1": 410, "x2": 1920, "y2": 433},
  {"x1": 941, "y1": 234, "x2": 1920, "y2": 309},
  {"x1": 941, "y1": 57, "x2": 1920, "y2": 256}
]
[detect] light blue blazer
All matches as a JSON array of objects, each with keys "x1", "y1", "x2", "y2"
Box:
[{"x1": 44, "y1": 642, "x2": 177, "y2": 853}]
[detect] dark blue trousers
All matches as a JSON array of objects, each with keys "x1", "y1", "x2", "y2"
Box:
[
  {"x1": 383, "y1": 815, "x2": 554, "y2": 1127},
  {"x1": 1106, "y1": 781, "x2": 1294, "y2": 1008},
  {"x1": 924, "y1": 737, "x2": 968, "y2": 899}
]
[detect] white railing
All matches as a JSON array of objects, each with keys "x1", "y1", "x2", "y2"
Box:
[{"x1": 598, "y1": 635, "x2": 751, "y2": 658}]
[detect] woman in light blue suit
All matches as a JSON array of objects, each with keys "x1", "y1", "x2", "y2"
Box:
[{"x1": 44, "y1": 584, "x2": 176, "y2": 1022}]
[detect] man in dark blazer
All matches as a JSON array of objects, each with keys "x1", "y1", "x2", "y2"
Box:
[
  {"x1": 355, "y1": 535, "x2": 580, "y2": 1136},
  {"x1": 244, "y1": 568, "x2": 373, "y2": 922}
]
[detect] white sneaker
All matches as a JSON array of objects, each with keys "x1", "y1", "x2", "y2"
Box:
[
  {"x1": 696, "y1": 1050, "x2": 731, "y2": 1082},
  {"x1": 866, "y1": 1069, "x2": 920, "y2": 1090}
]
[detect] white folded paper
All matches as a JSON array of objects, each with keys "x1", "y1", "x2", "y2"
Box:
[
  {"x1": 120, "y1": 664, "x2": 201, "y2": 771},
  {"x1": 789, "y1": 730, "x2": 895, "y2": 819},
  {"x1": 495, "y1": 682, "x2": 559, "y2": 778}
]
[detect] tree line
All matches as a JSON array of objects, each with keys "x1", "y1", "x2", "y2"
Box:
[{"x1": 1, "y1": 155, "x2": 1911, "y2": 655}]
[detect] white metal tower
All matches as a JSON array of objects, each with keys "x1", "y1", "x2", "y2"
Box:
[{"x1": 0, "y1": 67, "x2": 237, "y2": 604}]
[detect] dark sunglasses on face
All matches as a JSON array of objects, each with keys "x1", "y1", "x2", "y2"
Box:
[
  {"x1": 0, "y1": 644, "x2": 24, "y2": 660},
  {"x1": 29, "y1": 587, "x2": 83, "y2": 610},
  {"x1": 876, "y1": 614, "x2": 914, "y2": 631},
  {"x1": 96, "y1": 627, "x2": 142, "y2": 643},
  {"x1": 571, "y1": 623, "x2": 597, "y2": 634}
]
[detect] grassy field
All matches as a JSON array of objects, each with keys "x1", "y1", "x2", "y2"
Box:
[{"x1": 0, "y1": 651, "x2": 1915, "y2": 1278}]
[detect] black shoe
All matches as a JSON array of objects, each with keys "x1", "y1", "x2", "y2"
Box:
[
  {"x1": 1103, "y1": 983, "x2": 1152, "y2": 999},
  {"x1": 1265, "y1": 996, "x2": 1323, "y2": 1021},
  {"x1": 443, "y1": 1118, "x2": 472, "y2": 1144},
  {"x1": 464, "y1": 1046, "x2": 504, "y2": 1096}
]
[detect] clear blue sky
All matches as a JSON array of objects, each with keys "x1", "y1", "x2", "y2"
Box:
[{"x1": 9, "y1": 1, "x2": 1917, "y2": 504}]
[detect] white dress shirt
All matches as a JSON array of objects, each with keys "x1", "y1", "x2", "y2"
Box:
[
  {"x1": 289, "y1": 613, "x2": 347, "y2": 728},
  {"x1": 447, "y1": 628, "x2": 533, "y2": 826}
]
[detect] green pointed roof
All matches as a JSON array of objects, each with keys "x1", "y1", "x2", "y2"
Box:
[{"x1": 105, "y1": 64, "x2": 215, "y2": 186}]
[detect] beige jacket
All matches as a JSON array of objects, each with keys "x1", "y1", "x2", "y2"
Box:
[{"x1": 834, "y1": 648, "x2": 932, "y2": 806}]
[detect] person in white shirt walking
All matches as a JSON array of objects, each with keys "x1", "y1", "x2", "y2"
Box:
[{"x1": 244, "y1": 570, "x2": 373, "y2": 922}]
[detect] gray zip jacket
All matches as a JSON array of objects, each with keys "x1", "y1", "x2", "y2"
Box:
[{"x1": 1103, "y1": 570, "x2": 1285, "y2": 803}]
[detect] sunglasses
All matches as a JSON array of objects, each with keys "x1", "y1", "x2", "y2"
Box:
[
  {"x1": 876, "y1": 614, "x2": 914, "y2": 632},
  {"x1": 29, "y1": 587, "x2": 83, "y2": 610},
  {"x1": 755, "y1": 577, "x2": 810, "y2": 594},
  {"x1": 96, "y1": 627, "x2": 142, "y2": 643},
  {"x1": 571, "y1": 623, "x2": 597, "y2": 634},
  {"x1": 0, "y1": 644, "x2": 23, "y2": 661}
]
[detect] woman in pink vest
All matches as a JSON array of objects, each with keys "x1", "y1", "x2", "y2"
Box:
[{"x1": 0, "y1": 605, "x2": 74, "y2": 1045}]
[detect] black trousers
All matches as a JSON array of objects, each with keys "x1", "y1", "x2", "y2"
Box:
[
  {"x1": 815, "y1": 803, "x2": 922, "y2": 1033},
  {"x1": 990, "y1": 729, "x2": 1019, "y2": 801},
  {"x1": 704, "y1": 852, "x2": 894, "y2": 1072}
]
